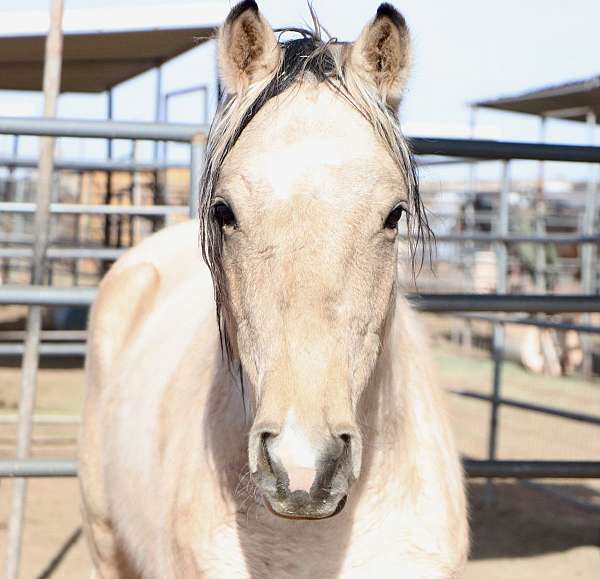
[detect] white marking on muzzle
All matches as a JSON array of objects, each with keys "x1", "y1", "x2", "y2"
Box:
[{"x1": 270, "y1": 411, "x2": 318, "y2": 492}]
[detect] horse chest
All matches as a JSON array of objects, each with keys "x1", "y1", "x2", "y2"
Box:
[{"x1": 183, "y1": 508, "x2": 441, "y2": 579}]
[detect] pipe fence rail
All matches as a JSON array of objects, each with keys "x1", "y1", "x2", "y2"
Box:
[
  {"x1": 3, "y1": 116, "x2": 600, "y2": 161},
  {"x1": 2, "y1": 285, "x2": 600, "y2": 312},
  {"x1": 0, "y1": 202, "x2": 188, "y2": 216},
  {"x1": 0, "y1": 155, "x2": 188, "y2": 172},
  {"x1": 2, "y1": 459, "x2": 599, "y2": 480}
]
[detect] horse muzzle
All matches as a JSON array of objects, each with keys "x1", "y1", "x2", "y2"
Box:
[{"x1": 250, "y1": 428, "x2": 359, "y2": 520}]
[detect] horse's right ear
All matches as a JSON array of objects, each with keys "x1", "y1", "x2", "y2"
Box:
[{"x1": 218, "y1": 1, "x2": 281, "y2": 95}]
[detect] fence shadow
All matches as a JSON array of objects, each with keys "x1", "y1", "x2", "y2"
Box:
[
  {"x1": 468, "y1": 480, "x2": 600, "y2": 561},
  {"x1": 35, "y1": 526, "x2": 82, "y2": 579}
]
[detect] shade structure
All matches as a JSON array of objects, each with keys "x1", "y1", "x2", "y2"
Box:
[
  {"x1": 0, "y1": 26, "x2": 217, "y2": 94},
  {"x1": 475, "y1": 75, "x2": 600, "y2": 123}
]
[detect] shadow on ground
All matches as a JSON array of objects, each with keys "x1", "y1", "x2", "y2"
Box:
[{"x1": 468, "y1": 481, "x2": 600, "y2": 560}]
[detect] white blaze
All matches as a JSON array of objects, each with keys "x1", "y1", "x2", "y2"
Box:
[{"x1": 270, "y1": 411, "x2": 318, "y2": 492}]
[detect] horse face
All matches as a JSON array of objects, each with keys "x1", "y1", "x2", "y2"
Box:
[{"x1": 209, "y1": 1, "x2": 412, "y2": 519}]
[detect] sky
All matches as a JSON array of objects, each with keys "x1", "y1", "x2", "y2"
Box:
[{"x1": 0, "y1": 0, "x2": 599, "y2": 182}]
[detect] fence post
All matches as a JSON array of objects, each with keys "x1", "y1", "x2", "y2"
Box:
[
  {"x1": 535, "y1": 116, "x2": 547, "y2": 294},
  {"x1": 189, "y1": 133, "x2": 206, "y2": 218},
  {"x1": 581, "y1": 110, "x2": 598, "y2": 379},
  {"x1": 461, "y1": 105, "x2": 478, "y2": 351},
  {"x1": 4, "y1": 1, "x2": 64, "y2": 577},
  {"x1": 485, "y1": 159, "x2": 510, "y2": 504}
]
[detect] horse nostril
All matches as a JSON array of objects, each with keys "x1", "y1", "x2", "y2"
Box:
[
  {"x1": 332, "y1": 431, "x2": 354, "y2": 455},
  {"x1": 338, "y1": 433, "x2": 352, "y2": 445},
  {"x1": 330, "y1": 428, "x2": 362, "y2": 479},
  {"x1": 335, "y1": 433, "x2": 353, "y2": 461},
  {"x1": 261, "y1": 430, "x2": 277, "y2": 444},
  {"x1": 259, "y1": 430, "x2": 277, "y2": 465}
]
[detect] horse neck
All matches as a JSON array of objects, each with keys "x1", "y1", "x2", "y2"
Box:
[{"x1": 358, "y1": 295, "x2": 452, "y2": 482}]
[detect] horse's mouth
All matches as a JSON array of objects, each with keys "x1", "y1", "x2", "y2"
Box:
[{"x1": 263, "y1": 492, "x2": 348, "y2": 520}]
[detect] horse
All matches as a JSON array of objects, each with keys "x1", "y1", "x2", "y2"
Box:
[{"x1": 79, "y1": 2, "x2": 469, "y2": 577}]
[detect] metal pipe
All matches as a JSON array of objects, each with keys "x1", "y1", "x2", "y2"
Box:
[
  {"x1": 460, "y1": 105, "x2": 478, "y2": 351},
  {"x1": 581, "y1": 109, "x2": 598, "y2": 296},
  {"x1": 0, "y1": 459, "x2": 77, "y2": 478},
  {"x1": 581, "y1": 110, "x2": 598, "y2": 379},
  {"x1": 5, "y1": 2, "x2": 64, "y2": 577},
  {"x1": 164, "y1": 83, "x2": 209, "y2": 101},
  {"x1": 163, "y1": 84, "x2": 210, "y2": 161},
  {"x1": 400, "y1": 233, "x2": 600, "y2": 244},
  {"x1": 0, "y1": 201, "x2": 188, "y2": 216},
  {"x1": 410, "y1": 294, "x2": 600, "y2": 313},
  {"x1": 535, "y1": 116, "x2": 548, "y2": 293},
  {"x1": 0, "y1": 415, "x2": 80, "y2": 425},
  {"x1": 2, "y1": 286, "x2": 600, "y2": 312},
  {"x1": 1, "y1": 458, "x2": 599, "y2": 479},
  {"x1": 0, "y1": 330, "x2": 86, "y2": 340},
  {"x1": 0, "y1": 117, "x2": 207, "y2": 142},
  {"x1": 455, "y1": 313, "x2": 600, "y2": 334},
  {"x1": 0, "y1": 342, "x2": 86, "y2": 357},
  {"x1": 486, "y1": 160, "x2": 510, "y2": 502},
  {"x1": 102, "y1": 88, "x2": 116, "y2": 274},
  {"x1": 189, "y1": 134, "x2": 205, "y2": 218},
  {"x1": 0, "y1": 247, "x2": 125, "y2": 260},
  {"x1": 0, "y1": 286, "x2": 96, "y2": 306},
  {"x1": 2, "y1": 120, "x2": 600, "y2": 162},
  {"x1": 154, "y1": 65, "x2": 163, "y2": 162},
  {"x1": 410, "y1": 136, "x2": 600, "y2": 163},
  {"x1": 0, "y1": 156, "x2": 189, "y2": 172},
  {"x1": 464, "y1": 460, "x2": 600, "y2": 479},
  {"x1": 452, "y1": 389, "x2": 600, "y2": 426}
]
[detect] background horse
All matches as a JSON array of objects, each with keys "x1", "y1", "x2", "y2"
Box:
[{"x1": 79, "y1": 2, "x2": 468, "y2": 577}]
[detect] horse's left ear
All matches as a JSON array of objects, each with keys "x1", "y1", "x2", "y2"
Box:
[{"x1": 348, "y1": 3, "x2": 411, "y2": 106}]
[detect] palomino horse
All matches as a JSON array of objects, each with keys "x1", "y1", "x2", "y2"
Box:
[{"x1": 79, "y1": 2, "x2": 468, "y2": 577}]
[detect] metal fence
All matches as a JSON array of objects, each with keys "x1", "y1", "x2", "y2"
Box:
[{"x1": 0, "y1": 103, "x2": 599, "y2": 579}]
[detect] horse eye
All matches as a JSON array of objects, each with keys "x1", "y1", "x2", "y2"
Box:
[
  {"x1": 212, "y1": 201, "x2": 237, "y2": 229},
  {"x1": 383, "y1": 205, "x2": 405, "y2": 230}
]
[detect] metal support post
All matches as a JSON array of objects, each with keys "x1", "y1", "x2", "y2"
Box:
[
  {"x1": 130, "y1": 140, "x2": 145, "y2": 241},
  {"x1": 485, "y1": 160, "x2": 510, "y2": 504},
  {"x1": 2, "y1": 136, "x2": 21, "y2": 283},
  {"x1": 154, "y1": 65, "x2": 163, "y2": 163},
  {"x1": 102, "y1": 88, "x2": 115, "y2": 274},
  {"x1": 73, "y1": 170, "x2": 83, "y2": 285},
  {"x1": 462, "y1": 105, "x2": 478, "y2": 350},
  {"x1": 152, "y1": 66, "x2": 166, "y2": 231},
  {"x1": 163, "y1": 84, "x2": 210, "y2": 164},
  {"x1": 535, "y1": 117, "x2": 547, "y2": 293},
  {"x1": 5, "y1": 1, "x2": 64, "y2": 577},
  {"x1": 581, "y1": 110, "x2": 598, "y2": 379},
  {"x1": 189, "y1": 133, "x2": 206, "y2": 218}
]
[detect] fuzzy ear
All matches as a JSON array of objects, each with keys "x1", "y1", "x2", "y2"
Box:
[
  {"x1": 349, "y1": 3, "x2": 411, "y2": 105},
  {"x1": 218, "y1": 0, "x2": 281, "y2": 95}
]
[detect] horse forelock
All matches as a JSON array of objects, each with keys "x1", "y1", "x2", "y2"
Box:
[{"x1": 199, "y1": 27, "x2": 432, "y2": 363}]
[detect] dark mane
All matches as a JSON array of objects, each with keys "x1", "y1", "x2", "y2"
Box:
[{"x1": 199, "y1": 29, "x2": 432, "y2": 363}]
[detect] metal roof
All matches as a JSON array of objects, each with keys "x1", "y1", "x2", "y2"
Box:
[
  {"x1": 0, "y1": 26, "x2": 216, "y2": 93},
  {"x1": 474, "y1": 75, "x2": 600, "y2": 124}
]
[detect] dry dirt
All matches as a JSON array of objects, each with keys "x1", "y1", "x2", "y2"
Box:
[{"x1": 0, "y1": 345, "x2": 599, "y2": 578}]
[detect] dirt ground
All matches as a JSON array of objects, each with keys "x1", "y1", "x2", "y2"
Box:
[{"x1": 0, "y1": 345, "x2": 599, "y2": 578}]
